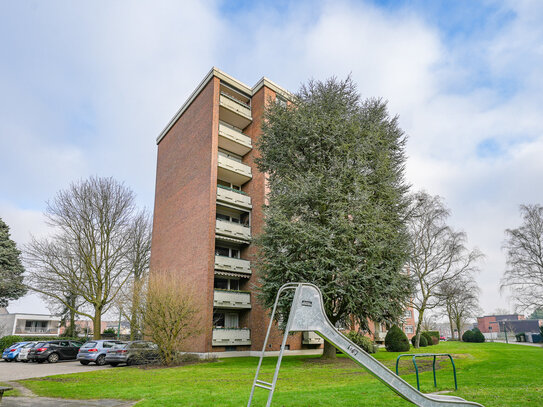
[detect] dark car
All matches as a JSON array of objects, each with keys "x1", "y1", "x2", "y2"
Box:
[
  {"x1": 77, "y1": 340, "x2": 125, "y2": 366},
  {"x1": 105, "y1": 341, "x2": 159, "y2": 366},
  {"x1": 28, "y1": 340, "x2": 84, "y2": 363}
]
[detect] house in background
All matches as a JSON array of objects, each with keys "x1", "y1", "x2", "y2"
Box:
[
  {"x1": 0, "y1": 308, "x2": 60, "y2": 337},
  {"x1": 477, "y1": 314, "x2": 542, "y2": 341}
]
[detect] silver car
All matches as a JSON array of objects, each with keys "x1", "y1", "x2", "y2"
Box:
[
  {"x1": 105, "y1": 341, "x2": 159, "y2": 366},
  {"x1": 77, "y1": 340, "x2": 125, "y2": 366}
]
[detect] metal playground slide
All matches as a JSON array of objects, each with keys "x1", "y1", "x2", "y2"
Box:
[{"x1": 248, "y1": 283, "x2": 484, "y2": 407}]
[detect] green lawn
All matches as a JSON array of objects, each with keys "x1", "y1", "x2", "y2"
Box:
[{"x1": 21, "y1": 342, "x2": 543, "y2": 406}]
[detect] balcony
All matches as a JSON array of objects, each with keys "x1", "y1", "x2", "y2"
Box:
[
  {"x1": 217, "y1": 155, "x2": 252, "y2": 186},
  {"x1": 212, "y1": 328, "x2": 251, "y2": 346},
  {"x1": 218, "y1": 121, "x2": 252, "y2": 156},
  {"x1": 213, "y1": 289, "x2": 251, "y2": 309},
  {"x1": 302, "y1": 331, "x2": 324, "y2": 345},
  {"x1": 215, "y1": 219, "x2": 251, "y2": 242},
  {"x1": 215, "y1": 255, "x2": 251, "y2": 275},
  {"x1": 216, "y1": 185, "x2": 252, "y2": 210},
  {"x1": 14, "y1": 327, "x2": 59, "y2": 335},
  {"x1": 219, "y1": 92, "x2": 252, "y2": 130}
]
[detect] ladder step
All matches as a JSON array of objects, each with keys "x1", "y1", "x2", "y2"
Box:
[
  {"x1": 255, "y1": 383, "x2": 273, "y2": 391},
  {"x1": 256, "y1": 380, "x2": 272, "y2": 386}
]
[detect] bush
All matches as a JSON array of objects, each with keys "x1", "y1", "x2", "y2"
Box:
[
  {"x1": 421, "y1": 332, "x2": 434, "y2": 346},
  {"x1": 411, "y1": 334, "x2": 428, "y2": 347},
  {"x1": 472, "y1": 328, "x2": 485, "y2": 343},
  {"x1": 462, "y1": 330, "x2": 474, "y2": 342},
  {"x1": 346, "y1": 331, "x2": 378, "y2": 354},
  {"x1": 385, "y1": 325, "x2": 410, "y2": 352},
  {"x1": 424, "y1": 331, "x2": 440, "y2": 345}
]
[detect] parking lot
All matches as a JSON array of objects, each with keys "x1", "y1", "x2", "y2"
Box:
[{"x1": 0, "y1": 360, "x2": 113, "y2": 381}]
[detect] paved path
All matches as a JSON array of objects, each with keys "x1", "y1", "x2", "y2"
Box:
[
  {"x1": 0, "y1": 360, "x2": 112, "y2": 381},
  {"x1": 0, "y1": 361, "x2": 136, "y2": 406}
]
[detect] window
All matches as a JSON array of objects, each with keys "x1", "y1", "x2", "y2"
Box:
[
  {"x1": 405, "y1": 325, "x2": 414, "y2": 334},
  {"x1": 216, "y1": 213, "x2": 230, "y2": 221},
  {"x1": 214, "y1": 278, "x2": 228, "y2": 290},
  {"x1": 214, "y1": 277, "x2": 240, "y2": 291},
  {"x1": 213, "y1": 312, "x2": 225, "y2": 328},
  {"x1": 276, "y1": 95, "x2": 287, "y2": 107},
  {"x1": 404, "y1": 310, "x2": 412, "y2": 319},
  {"x1": 218, "y1": 149, "x2": 242, "y2": 163},
  {"x1": 215, "y1": 246, "x2": 241, "y2": 258}
]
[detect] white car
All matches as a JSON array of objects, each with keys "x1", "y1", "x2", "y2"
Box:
[{"x1": 16, "y1": 342, "x2": 38, "y2": 362}]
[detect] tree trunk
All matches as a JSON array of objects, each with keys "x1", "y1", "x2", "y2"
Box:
[
  {"x1": 69, "y1": 307, "x2": 76, "y2": 337},
  {"x1": 414, "y1": 309, "x2": 425, "y2": 348},
  {"x1": 93, "y1": 308, "x2": 102, "y2": 340},
  {"x1": 322, "y1": 340, "x2": 336, "y2": 359}
]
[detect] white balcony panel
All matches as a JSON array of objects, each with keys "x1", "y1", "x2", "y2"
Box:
[
  {"x1": 212, "y1": 328, "x2": 251, "y2": 346},
  {"x1": 215, "y1": 255, "x2": 251, "y2": 275},
  {"x1": 215, "y1": 219, "x2": 251, "y2": 242},
  {"x1": 217, "y1": 155, "x2": 252, "y2": 186},
  {"x1": 302, "y1": 331, "x2": 324, "y2": 345},
  {"x1": 218, "y1": 122, "x2": 252, "y2": 156},
  {"x1": 213, "y1": 290, "x2": 251, "y2": 309},
  {"x1": 219, "y1": 94, "x2": 252, "y2": 130},
  {"x1": 216, "y1": 187, "x2": 252, "y2": 210}
]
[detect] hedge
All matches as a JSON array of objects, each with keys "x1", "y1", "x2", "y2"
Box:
[
  {"x1": 345, "y1": 331, "x2": 378, "y2": 354},
  {"x1": 424, "y1": 331, "x2": 440, "y2": 345},
  {"x1": 411, "y1": 334, "x2": 428, "y2": 347}
]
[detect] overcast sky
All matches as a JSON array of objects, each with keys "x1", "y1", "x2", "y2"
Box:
[{"x1": 2, "y1": 0, "x2": 542, "y2": 319}]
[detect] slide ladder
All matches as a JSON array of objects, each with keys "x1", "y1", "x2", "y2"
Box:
[{"x1": 248, "y1": 283, "x2": 484, "y2": 407}]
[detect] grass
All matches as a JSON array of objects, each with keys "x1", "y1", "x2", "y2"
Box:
[
  {"x1": 20, "y1": 341, "x2": 543, "y2": 406},
  {"x1": 0, "y1": 382, "x2": 21, "y2": 397}
]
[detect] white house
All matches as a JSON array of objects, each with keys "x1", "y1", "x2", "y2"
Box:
[{"x1": 0, "y1": 308, "x2": 60, "y2": 337}]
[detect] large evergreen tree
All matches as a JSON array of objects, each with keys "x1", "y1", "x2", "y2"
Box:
[
  {"x1": 0, "y1": 217, "x2": 27, "y2": 307},
  {"x1": 256, "y1": 77, "x2": 412, "y2": 357}
]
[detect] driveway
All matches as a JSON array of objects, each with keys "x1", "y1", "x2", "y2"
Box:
[{"x1": 0, "y1": 360, "x2": 112, "y2": 381}]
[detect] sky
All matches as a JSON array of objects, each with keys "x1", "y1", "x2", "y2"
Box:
[{"x1": 1, "y1": 0, "x2": 542, "y2": 319}]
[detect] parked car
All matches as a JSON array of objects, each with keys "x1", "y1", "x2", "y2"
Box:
[
  {"x1": 2, "y1": 342, "x2": 28, "y2": 362},
  {"x1": 27, "y1": 340, "x2": 84, "y2": 363},
  {"x1": 77, "y1": 340, "x2": 125, "y2": 366},
  {"x1": 105, "y1": 341, "x2": 159, "y2": 366},
  {"x1": 16, "y1": 342, "x2": 39, "y2": 362}
]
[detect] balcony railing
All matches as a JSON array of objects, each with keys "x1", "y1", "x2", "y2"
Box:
[
  {"x1": 219, "y1": 93, "x2": 252, "y2": 130},
  {"x1": 218, "y1": 121, "x2": 252, "y2": 156},
  {"x1": 212, "y1": 328, "x2": 251, "y2": 346},
  {"x1": 215, "y1": 218, "x2": 251, "y2": 242},
  {"x1": 217, "y1": 155, "x2": 252, "y2": 186},
  {"x1": 213, "y1": 289, "x2": 251, "y2": 309},
  {"x1": 216, "y1": 185, "x2": 252, "y2": 210},
  {"x1": 302, "y1": 331, "x2": 324, "y2": 345},
  {"x1": 215, "y1": 255, "x2": 251, "y2": 275},
  {"x1": 14, "y1": 328, "x2": 58, "y2": 335}
]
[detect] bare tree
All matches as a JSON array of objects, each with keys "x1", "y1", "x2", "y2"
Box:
[
  {"x1": 408, "y1": 191, "x2": 483, "y2": 348},
  {"x1": 501, "y1": 204, "x2": 543, "y2": 312},
  {"x1": 438, "y1": 276, "x2": 481, "y2": 340},
  {"x1": 113, "y1": 210, "x2": 152, "y2": 339},
  {"x1": 140, "y1": 272, "x2": 201, "y2": 366},
  {"x1": 25, "y1": 177, "x2": 137, "y2": 339}
]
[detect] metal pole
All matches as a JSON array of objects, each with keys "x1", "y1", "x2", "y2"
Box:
[{"x1": 117, "y1": 307, "x2": 122, "y2": 340}]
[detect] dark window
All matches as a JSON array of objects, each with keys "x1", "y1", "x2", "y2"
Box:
[
  {"x1": 230, "y1": 279, "x2": 240, "y2": 290},
  {"x1": 213, "y1": 312, "x2": 225, "y2": 328},
  {"x1": 225, "y1": 346, "x2": 237, "y2": 352},
  {"x1": 82, "y1": 342, "x2": 97, "y2": 348},
  {"x1": 214, "y1": 278, "x2": 228, "y2": 290},
  {"x1": 216, "y1": 213, "x2": 230, "y2": 221},
  {"x1": 217, "y1": 179, "x2": 230, "y2": 188},
  {"x1": 215, "y1": 246, "x2": 229, "y2": 257},
  {"x1": 231, "y1": 248, "x2": 240, "y2": 258}
]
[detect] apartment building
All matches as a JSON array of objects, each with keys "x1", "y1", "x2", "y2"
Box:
[{"x1": 150, "y1": 67, "x2": 414, "y2": 355}]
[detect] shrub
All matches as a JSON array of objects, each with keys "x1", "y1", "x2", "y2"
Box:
[
  {"x1": 385, "y1": 325, "x2": 410, "y2": 352},
  {"x1": 462, "y1": 330, "x2": 475, "y2": 342},
  {"x1": 425, "y1": 331, "x2": 440, "y2": 345},
  {"x1": 472, "y1": 328, "x2": 485, "y2": 343},
  {"x1": 346, "y1": 331, "x2": 378, "y2": 354},
  {"x1": 141, "y1": 272, "x2": 202, "y2": 366},
  {"x1": 411, "y1": 334, "x2": 428, "y2": 347},
  {"x1": 421, "y1": 331, "x2": 434, "y2": 346},
  {"x1": 0, "y1": 335, "x2": 22, "y2": 352}
]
